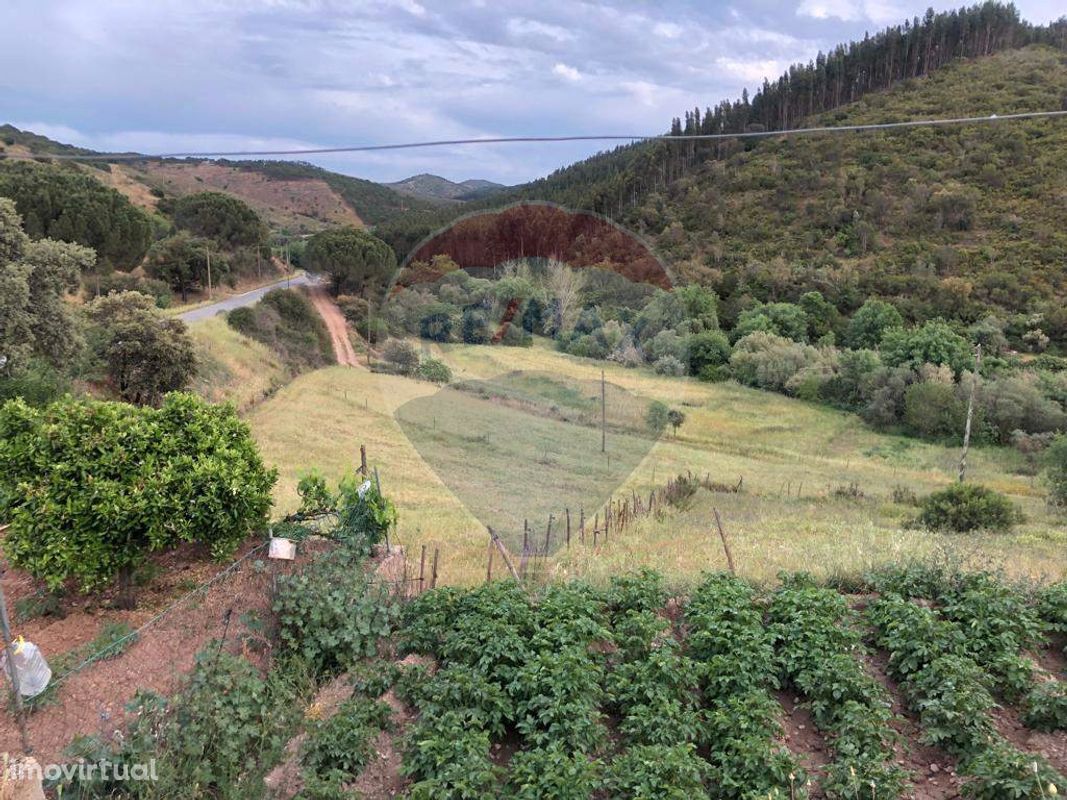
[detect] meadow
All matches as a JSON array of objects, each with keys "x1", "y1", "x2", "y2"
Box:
[{"x1": 237, "y1": 335, "x2": 1067, "y2": 587}]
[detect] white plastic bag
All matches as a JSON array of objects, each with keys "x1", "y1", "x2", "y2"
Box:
[{"x1": 1, "y1": 637, "x2": 52, "y2": 698}]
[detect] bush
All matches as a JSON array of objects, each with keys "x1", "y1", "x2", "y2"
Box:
[
  {"x1": 687, "y1": 330, "x2": 731, "y2": 376},
  {"x1": 903, "y1": 381, "x2": 966, "y2": 439},
  {"x1": 1046, "y1": 434, "x2": 1067, "y2": 509},
  {"x1": 415, "y1": 357, "x2": 452, "y2": 383},
  {"x1": 646, "y1": 401, "x2": 669, "y2": 434},
  {"x1": 653, "y1": 355, "x2": 686, "y2": 376},
  {"x1": 461, "y1": 308, "x2": 491, "y2": 344},
  {"x1": 506, "y1": 743, "x2": 599, "y2": 800},
  {"x1": 274, "y1": 548, "x2": 399, "y2": 677},
  {"x1": 301, "y1": 697, "x2": 392, "y2": 788},
  {"x1": 0, "y1": 394, "x2": 275, "y2": 597},
  {"x1": 729, "y1": 332, "x2": 820, "y2": 393},
  {"x1": 227, "y1": 289, "x2": 333, "y2": 373},
  {"x1": 917, "y1": 483, "x2": 1023, "y2": 533},
  {"x1": 880, "y1": 320, "x2": 974, "y2": 375},
  {"x1": 419, "y1": 305, "x2": 454, "y2": 342},
  {"x1": 381, "y1": 338, "x2": 419, "y2": 375},
  {"x1": 846, "y1": 299, "x2": 903, "y2": 349}
]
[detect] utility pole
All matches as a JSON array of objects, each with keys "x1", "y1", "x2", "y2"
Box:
[
  {"x1": 205, "y1": 245, "x2": 213, "y2": 299},
  {"x1": 958, "y1": 343, "x2": 983, "y2": 483},
  {"x1": 601, "y1": 369, "x2": 606, "y2": 455}
]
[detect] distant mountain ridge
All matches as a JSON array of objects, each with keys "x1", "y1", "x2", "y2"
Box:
[
  {"x1": 0, "y1": 126, "x2": 432, "y2": 232},
  {"x1": 385, "y1": 173, "x2": 507, "y2": 203}
]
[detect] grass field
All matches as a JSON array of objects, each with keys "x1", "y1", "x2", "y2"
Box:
[
  {"x1": 242, "y1": 339, "x2": 1067, "y2": 587},
  {"x1": 188, "y1": 316, "x2": 288, "y2": 410}
]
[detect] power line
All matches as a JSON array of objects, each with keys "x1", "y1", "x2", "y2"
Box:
[{"x1": 1, "y1": 109, "x2": 1064, "y2": 162}]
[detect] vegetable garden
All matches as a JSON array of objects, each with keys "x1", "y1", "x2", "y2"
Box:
[{"x1": 31, "y1": 547, "x2": 1067, "y2": 799}]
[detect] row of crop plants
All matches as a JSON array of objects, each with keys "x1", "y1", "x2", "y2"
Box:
[
  {"x1": 767, "y1": 576, "x2": 906, "y2": 799},
  {"x1": 52, "y1": 557, "x2": 1066, "y2": 800},
  {"x1": 867, "y1": 587, "x2": 1065, "y2": 799},
  {"x1": 870, "y1": 565, "x2": 1067, "y2": 732}
]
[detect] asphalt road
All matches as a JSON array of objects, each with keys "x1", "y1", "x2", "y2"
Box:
[{"x1": 177, "y1": 272, "x2": 320, "y2": 323}]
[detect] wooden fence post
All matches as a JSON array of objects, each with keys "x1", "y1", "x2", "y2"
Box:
[
  {"x1": 543, "y1": 514, "x2": 553, "y2": 554},
  {"x1": 419, "y1": 545, "x2": 427, "y2": 594},
  {"x1": 579, "y1": 507, "x2": 585, "y2": 543},
  {"x1": 430, "y1": 548, "x2": 439, "y2": 588},
  {"x1": 713, "y1": 508, "x2": 736, "y2": 575},
  {"x1": 360, "y1": 444, "x2": 368, "y2": 477},
  {"x1": 565, "y1": 508, "x2": 571, "y2": 548},
  {"x1": 486, "y1": 540, "x2": 494, "y2": 583},
  {"x1": 488, "y1": 528, "x2": 521, "y2": 582}
]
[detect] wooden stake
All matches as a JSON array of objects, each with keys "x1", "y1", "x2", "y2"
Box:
[
  {"x1": 486, "y1": 540, "x2": 494, "y2": 583},
  {"x1": 543, "y1": 514, "x2": 553, "y2": 554},
  {"x1": 713, "y1": 508, "x2": 736, "y2": 575},
  {"x1": 600, "y1": 368, "x2": 606, "y2": 454},
  {"x1": 418, "y1": 545, "x2": 426, "y2": 594},
  {"x1": 488, "y1": 528, "x2": 520, "y2": 581},
  {"x1": 565, "y1": 508, "x2": 571, "y2": 548},
  {"x1": 579, "y1": 507, "x2": 585, "y2": 543},
  {"x1": 430, "y1": 548, "x2": 439, "y2": 588},
  {"x1": 360, "y1": 444, "x2": 368, "y2": 476}
]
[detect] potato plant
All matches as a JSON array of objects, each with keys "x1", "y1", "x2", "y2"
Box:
[
  {"x1": 769, "y1": 579, "x2": 906, "y2": 799},
  {"x1": 866, "y1": 594, "x2": 1065, "y2": 798}
]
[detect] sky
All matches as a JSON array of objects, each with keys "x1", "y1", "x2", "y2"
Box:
[{"x1": 1, "y1": 0, "x2": 1063, "y2": 185}]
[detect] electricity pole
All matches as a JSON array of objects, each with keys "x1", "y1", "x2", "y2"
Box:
[
  {"x1": 601, "y1": 369, "x2": 606, "y2": 454},
  {"x1": 205, "y1": 245, "x2": 213, "y2": 299}
]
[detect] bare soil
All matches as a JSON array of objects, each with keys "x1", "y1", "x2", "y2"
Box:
[
  {"x1": 0, "y1": 540, "x2": 297, "y2": 763},
  {"x1": 308, "y1": 287, "x2": 361, "y2": 367}
]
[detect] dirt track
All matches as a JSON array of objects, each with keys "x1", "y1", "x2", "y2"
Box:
[{"x1": 308, "y1": 286, "x2": 361, "y2": 366}]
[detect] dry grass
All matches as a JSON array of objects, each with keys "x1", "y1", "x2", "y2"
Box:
[
  {"x1": 188, "y1": 316, "x2": 288, "y2": 410},
  {"x1": 242, "y1": 340, "x2": 1067, "y2": 587}
]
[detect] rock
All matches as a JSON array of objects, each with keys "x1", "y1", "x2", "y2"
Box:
[
  {"x1": 929, "y1": 763, "x2": 940, "y2": 774},
  {"x1": 0, "y1": 758, "x2": 46, "y2": 800}
]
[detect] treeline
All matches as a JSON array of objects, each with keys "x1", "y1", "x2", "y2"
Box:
[{"x1": 671, "y1": 2, "x2": 1060, "y2": 138}]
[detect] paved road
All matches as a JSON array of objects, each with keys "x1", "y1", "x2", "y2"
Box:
[{"x1": 177, "y1": 272, "x2": 321, "y2": 323}]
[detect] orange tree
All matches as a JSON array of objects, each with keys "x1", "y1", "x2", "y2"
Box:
[{"x1": 0, "y1": 392, "x2": 276, "y2": 603}]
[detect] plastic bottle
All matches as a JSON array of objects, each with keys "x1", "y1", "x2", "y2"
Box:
[{"x1": 1, "y1": 637, "x2": 52, "y2": 698}]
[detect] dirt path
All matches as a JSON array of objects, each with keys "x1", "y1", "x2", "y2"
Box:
[{"x1": 308, "y1": 287, "x2": 361, "y2": 367}]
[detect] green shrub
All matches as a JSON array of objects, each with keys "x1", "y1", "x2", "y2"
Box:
[
  {"x1": 274, "y1": 548, "x2": 399, "y2": 677},
  {"x1": 381, "y1": 338, "x2": 419, "y2": 374},
  {"x1": 226, "y1": 289, "x2": 333, "y2": 372},
  {"x1": 0, "y1": 394, "x2": 275, "y2": 597},
  {"x1": 903, "y1": 381, "x2": 966, "y2": 439},
  {"x1": 415, "y1": 357, "x2": 452, "y2": 383},
  {"x1": 917, "y1": 483, "x2": 1023, "y2": 533},
  {"x1": 1046, "y1": 434, "x2": 1067, "y2": 509},
  {"x1": 461, "y1": 308, "x2": 490, "y2": 344}
]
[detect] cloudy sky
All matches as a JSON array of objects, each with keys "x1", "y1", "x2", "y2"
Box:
[{"x1": 1, "y1": 0, "x2": 1062, "y2": 185}]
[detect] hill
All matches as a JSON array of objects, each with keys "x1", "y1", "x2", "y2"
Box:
[
  {"x1": 0, "y1": 127, "x2": 430, "y2": 233},
  {"x1": 385, "y1": 172, "x2": 507, "y2": 203},
  {"x1": 383, "y1": 45, "x2": 1067, "y2": 339}
]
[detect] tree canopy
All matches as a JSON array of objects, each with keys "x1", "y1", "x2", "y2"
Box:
[
  {"x1": 145, "y1": 232, "x2": 225, "y2": 301},
  {"x1": 0, "y1": 393, "x2": 276, "y2": 596},
  {"x1": 0, "y1": 160, "x2": 154, "y2": 269},
  {"x1": 0, "y1": 197, "x2": 94, "y2": 375},
  {"x1": 86, "y1": 291, "x2": 198, "y2": 405},
  {"x1": 165, "y1": 191, "x2": 268, "y2": 250},
  {"x1": 305, "y1": 227, "x2": 397, "y2": 298}
]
